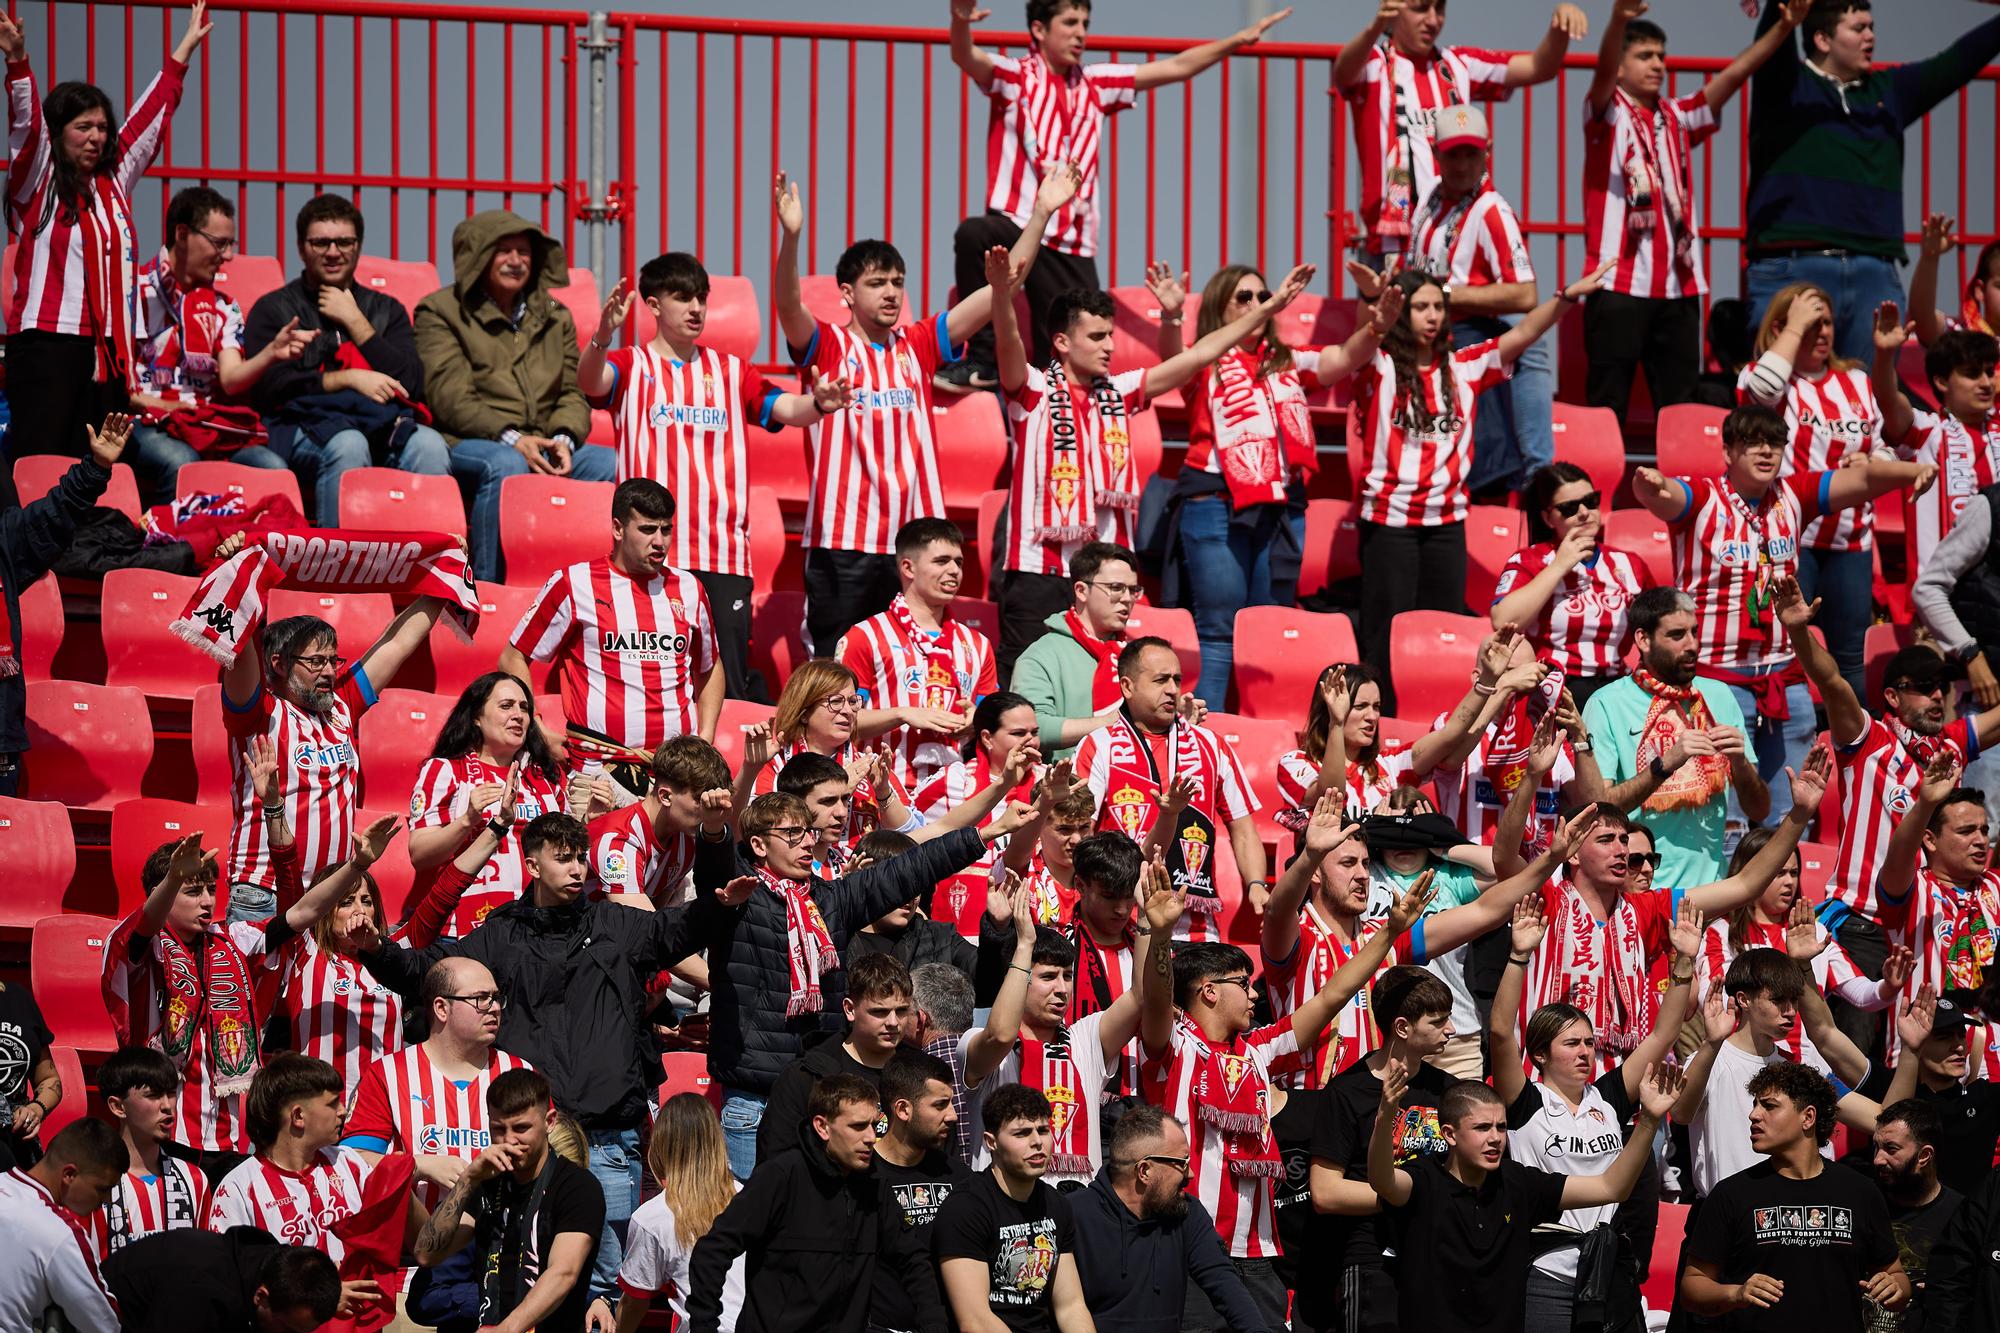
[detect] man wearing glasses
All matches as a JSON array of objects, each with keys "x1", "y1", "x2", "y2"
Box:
[
  {"x1": 244, "y1": 192, "x2": 450, "y2": 527},
  {"x1": 129, "y1": 185, "x2": 313, "y2": 505},
  {"x1": 342, "y1": 955, "x2": 532, "y2": 1326},
  {"x1": 1011, "y1": 541, "x2": 1142, "y2": 759}
]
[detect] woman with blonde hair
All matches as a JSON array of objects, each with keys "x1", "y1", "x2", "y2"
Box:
[
  {"x1": 732, "y1": 658, "x2": 919, "y2": 849},
  {"x1": 1738, "y1": 281, "x2": 1885, "y2": 702},
  {"x1": 616, "y1": 1094, "x2": 742, "y2": 1332}
]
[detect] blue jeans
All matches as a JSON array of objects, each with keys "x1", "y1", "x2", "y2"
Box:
[
  {"x1": 281, "y1": 424, "x2": 450, "y2": 527},
  {"x1": 225, "y1": 884, "x2": 275, "y2": 925},
  {"x1": 585, "y1": 1124, "x2": 643, "y2": 1303},
  {"x1": 719, "y1": 1087, "x2": 765, "y2": 1182},
  {"x1": 1724, "y1": 675, "x2": 1817, "y2": 829},
  {"x1": 130, "y1": 423, "x2": 284, "y2": 508},
  {"x1": 1457, "y1": 315, "x2": 1554, "y2": 496},
  {"x1": 1178, "y1": 493, "x2": 1287, "y2": 713},
  {"x1": 1796, "y1": 546, "x2": 1872, "y2": 706},
  {"x1": 447, "y1": 438, "x2": 616, "y2": 582},
  {"x1": 1746, "y1": 252, "x2": 1907, "y2": 365}
]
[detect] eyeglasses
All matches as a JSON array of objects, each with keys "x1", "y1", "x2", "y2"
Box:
[
  {"x1": 303, "y1": 235, "x2": 361, "y2": 253},
  {"x1": 817, "y1": 694, "x2": 863, "y2": 712},
  {"x1": 1550, "y1": 490, "x2": 1602, "y2": 518},
  {"x1": 443, "y1": 991, "x2": 507, "y2": 1012},
  {"x1": 1207, "y1": 975, "x2": 1254, "y2": 993},
  {"x1": 290, "y1": 653, "x2": 347, "y2": 672},
  {"x1": 194, "y1": 227, "x2": 238, "y2": 255},
  {"x1": 1088, "y1": 581, "x2": 1142, "y2": 602},
  {"x1": 1229, "y1": 290, "x2": 1273, "y2": 305},
  {"x1": 1141, "y1": 1154, "x2": 1191, "y2": 1175},
  {"x1": 763, "y1": 825, "x2": 816, "y2": 846}
]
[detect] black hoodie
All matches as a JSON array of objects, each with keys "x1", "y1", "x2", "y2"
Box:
[
  {"x1": 102, "y1": 1225, "x2": 301, "y2": 1332},
  {"x1": 685, "y1": 1118, "x2": 945, "y2": 1333},
  {"x1": 754, "y1": 1031, "x2": 888, "y2": 1167}
]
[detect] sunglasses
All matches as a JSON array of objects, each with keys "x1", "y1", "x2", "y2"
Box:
[
  {"x1": 1628, "y1": 852, "x2": 1662, "y2": 870},
  {"x1": 1550, "y1": 491, "x2": 1602, "y2": 518},
  {"x1": 1229, "y1": 289, "x2": 1274, "y2": 305}
]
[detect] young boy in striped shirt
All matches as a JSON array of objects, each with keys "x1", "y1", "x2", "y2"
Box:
[{"x1": 89, "y1": 1047, "x2": 211, "y2": 1261}]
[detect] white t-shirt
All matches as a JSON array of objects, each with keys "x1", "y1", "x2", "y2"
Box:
[
  {"x1": 1506, "y1": 1075, "x2": 1631, "y2": 1283},
  {"x1": 1689, "y1": 1039, "x2": 1833, "y2": 1197},
  {"x1": 960, "y1": 1011, "x2": 1110, "y2": 1186},
  {"x1": 0, "y1": 1169, "x2": 118, "y2": 1333},
  {"x1": 620, "y1": 1188, "x2": 744, "y2": 1328}
]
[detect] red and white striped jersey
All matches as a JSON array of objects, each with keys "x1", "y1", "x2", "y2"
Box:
[
  {"x1": 6, "y1": 57, "x2": 183, "y2": 357},
  {"x1": 274, "y1": 935, "x2": 403, "y2": 1098},
  {"x1": 407, "y1": 755, "x2": 566, "y2": 937},
  {"x1": 1739, "y1": 365, "x2": 1885, "y2": 553},
  {"x1": 602, "y1": 344, "x2": 775, "y2": 577},
  {"x1": 1431, "y1": 714, "x2": 1578, "y2": 854},
  {"x1": 1668, "y1": 473, "x2": 1823, "y2": 670},
  {"x1": 587, "y1": 801, "x2": 696, "y2": 906},
  {"x1": 102, "y1": 909, "x2": 282, "y2": 1155},
  {"x1": 1581, "y1": 89, "x2": 1718, "y2": 300},
  {"x1": 914, "y1": 758, "x2": 1036, "y2": 932},
  {"x1": 1352, "y1": 342, "x2": 1510, "y2": 527},
  {"x1": 1273, "y1": 743, "x2": 1416, "y2": 833},
  {"x1": 134, "y1": 255, "x2": 246, "y2": 407},
  {"x1": 982, "y1": 50, "x2": 1136, "y2": 259},
  {"x1": 837, "y1": 602, "x2": 998, "y2": 786},
  {"x1": 1896, "y1": 408, "x2": 2000, "y2": 581},
  {"x1": 1491, "y1": 544, "x2": 1653, "y2": 677},
  {"x1": 343, "y1": 1044, "x2": 533, "y2": 1209},
  {"x1": 799, "y1": 316, "x2": 954, "y2": 555},
  {"x1": 1700, "y1": 917, "x2": 1870, "y2": 1062},
  {"x1": 207, "y1": 1150, "x2": 370, "y2": 1259},
  {"x1": 1411, "y1": 185, "x2": 1533, "y2": 291},
  {"x1": 1827, "y1": 715, "x2": 1977, "y2": 923},
  {"x1": 1340, "y1": 44, "x2": 1512, "y2": 254},
  {"x1": 1141, "y1": 1020, "x2": 1304, "y2": 1258},
  {"x1": 511, "y1": 559, "x2": 717, "y2": 759},
  {"x1": 1893, "y1": 869, "x2": 2000, "y2": 1004},
  {"x1": 86, "y1": 1161, "x2": 212, "y2": 1261},
  {"x1": 224, "y1": 672, "x2": 374, "y2": 900},
  {"x1": 1264, "y1": 905, "x2": 1413, "y2": 1089},
  {"x1": 1002, "y1": 365, "x2": 1151, "y2": 576}
]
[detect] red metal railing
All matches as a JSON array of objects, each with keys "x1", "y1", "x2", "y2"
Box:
[{"x1": 8, "y1": 2, "x2": 1997, "y2": 372}]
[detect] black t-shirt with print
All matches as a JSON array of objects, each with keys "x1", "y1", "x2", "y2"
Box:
[
  {"x1": 471, "y1": 1155, "x2": 607, "y2": 1333},
  {"x1": 874, "y1": 1149, "x2": 976, "y2": 1331},
  {"x1": 0, "y1": 982, "x2": 53, "y2": 1168},
  {"x1": 932, "y1": 1169, "x2": 1076, "y2": 1333},
  {"x1": 1868, "y1": 1186, "x2": 1963, "y2": 1332},
  {"x1": 1270, "y1": 1086, "x2": 1325, "y2": 1294},
  {"x1": 1386, "y1": 1155, "x2": 1570, "y2": 1333},
  {"x1": 1310, "y1": 1056, "x2": 1460, "y2": 1269},
  {"x1": 1684, "y1": 1159, "x2": 1898, "y2": 1332}
]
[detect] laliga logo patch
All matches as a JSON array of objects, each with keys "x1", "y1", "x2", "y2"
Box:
[
  {"x1": 410, "y1": 791, "x2": 427, "y2": 820},
  {"x1": 602, "y1": 850, "x2": 630, "y2": 883}
]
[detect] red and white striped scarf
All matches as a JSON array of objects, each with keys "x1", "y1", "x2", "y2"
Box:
[
  {"x1": 1024, "y1": 359, "x2": 1139, "y2": 545},
  {"x1": 1207, "y1": 348, "x2": 1293, "y2": 510},
  {"x1": 1180, "y1": 1017, "x2": 1281, "y2": 1178},
  {"x1": 1617, "y1": 89, "x2": 1692, "y2": 274},
  {"x1": 1019, "y1": 1031, "x2": 1096, "y2": 1177},
  {"x1": 156, "y1": 928, "x2": 261, "y2": 1100},
  {"x1": 170, "y1": 530, "x2": 478, "y2": 666},
  {"x1": 758, "y1": 866, "x2": 840, "y2": 1018},
  {"x1": 1536, "y1": 884, "x2": 1654, "y2": 1060},
  {"x1": 886, "y1": 593, "x2": 967, "y2": 719}
]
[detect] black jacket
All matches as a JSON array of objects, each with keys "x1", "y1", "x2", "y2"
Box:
[
  {"x1": 102, "y1": 1225, "x2": 295, "y2": 1333},
  {"x1": 1, "y1": 457, "x2": 108, "y2": 755},
  {"x1": 362, "y1": 892, "x2": 724, "y2": 1129},
  {"x1": 686, "y1": 1119, "x2": 945, "y2": 1333},
  {"x1": 755, "y1": 1032, "x2": 885, "y2": 1167},
  {"x1": 244, "y1": 275, "x2": 429, "y2": 413},
  {"x1": 1066, "y1": 1169, "x2": 1272, "y2": 1333},
  {"x1": 848, "y1": 915, "x2": 977, "y2": 976},
  {"x1": 1926, "y1": 1167, "x2": 1999, "y2": 1333},
  {"x1": 694, "y1": 827, "x2": 986, "y2": 1095}
]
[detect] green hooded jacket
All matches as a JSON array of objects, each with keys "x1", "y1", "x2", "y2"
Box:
[{"x1": 412, "y1": 208, "x2": 591, "y2": 445}]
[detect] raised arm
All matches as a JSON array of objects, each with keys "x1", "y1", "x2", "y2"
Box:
[
  {"x1": 947, "y1": 0, "x2": 998, "y2": 90},
  {"x1": 1507, "y1": 4, "x2": 1588, "y2": 87},
  {"x1": 140, "y1": 834, "x2": 217, "y2": 934},
  {"x1": 1910, "y1": 215, "x2": 1956, "y2": 348},
  {"x1": 1771, "y1": 574, "x2": 1869, "y2": 745},
  {"x1": 1139, "y1": 876, "x2": 1187, "y2": 1060},
  {"x1": 1703, "y1": 0, "x2": 1809, "y2": 114},
  {"x1": 961, "y1": 878, "x2": 1040, "y2": 1084},
  {"x1": 765, "y1": 369, "x2": 854, "y2": 429},
  {"x1": 1559, "y1": 1063, "x2": 1679, "y2": 1207},
  {"x1": 1872, "y1": 300, "x2": 1919, "y2": 444},
  {"x1": 577, "y1": 279, "x2": 633, "y2": 398},
  {"x1": 1410, "y1": 625, "x2": 1537, "y2": 778},
  {"x1": 1622, "y1": 900, "x2": 1705, "y2": 1103},
  {"x1": 1821, "y1": 456, "x2": 1936, "y2": 517},
  {"x1": 1365, "y1": 1058, "x2": 1417, "y2": 1208},
  {"x1": 1102, "y1": 859, "x2": 1180, "y2": 1063},
  {"x1": 1489, "y1": 894, "x2": 1546, "y2": 1106},
  {"x1": 771, "y1": 172, "x2": 815, "y2": 352},
  {"x1": 1133, "y1": 7, "x2": 1292, "y2": 92},
  {"x1": 1490, "y1": 709, "x2": 1563, "y2": 882},
  {"x1": 1262, "y1": 796, "x2": 1356, "y2": 963},
  {"x1": 1496, "y1": 262, "x2": 1612, "y2": 367},
  {"x1": 991, "y1": 243, "x2": 1030, "y2": 395},
  {"x1": 284, "y1": 815, "x2": 402, "y2": 936},
  {"x1": 1145, "y1": 264, "x2": 1189, "y2": 362},
  {"x1": 1333, "y1": 2, "x2": 1394, "y2": 93},
  {"x1": 1669, "y1": 988, "x2": 1739, "y2": 1122},
  {"x1": 1628, "y1": 465, "x2": 1693, "y2": 524},
  {"x1": 1681, "y1": 743, "x2": 1827, "y2": 916},
  {"x1": 1875, "y1": 747, "x2": 1959, "y2": 908},
  {"x1": 1585, "y1": 0, "x2": 1644, "y2": 117},
  {"x1": 356, "y1": 595, "x2": 449, "y2": 693},
  {"x1": 1739, "y1": 288, "x2": 1825, "y2": 407},
  {"x1": 1419, "y1": 808, "x2": 1608, "y2": 958},
  {"x1": 1145, "y1": 264, "x2": 1315, "y2": 399}
]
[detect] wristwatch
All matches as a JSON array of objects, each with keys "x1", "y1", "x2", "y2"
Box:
[{"x1": 1650, "y1": 754, "x2": 1670, "y2": 781}]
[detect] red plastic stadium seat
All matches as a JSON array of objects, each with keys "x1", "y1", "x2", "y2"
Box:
[
  {"x1": 14, "y1": 456, "x2": 144, "y2": 523},
  {"x1": 191, "y1": 685, "x2": 231, "y2": 804},
  {"x1": 41, "y1": 1045, "x2": 88, "y2": 1141},
  {"x1": 1109, "y1": 285, "x2": 1173, "y2": 372},
  {"x1": 934, "y1": 394, "x2": 1010, "y2": 513},
  {"x1": 176, "y1": 459, "x2": 304, "y2": 512},
  {"x1": 747, "y1": 485, "x2": 785, "y2": 594},
  {"x1": 1203, "y1": 712, "x2": 1297, "y2": 818},
  {"x1": 659, "y1": 1049, "x2": 721, "y2": 1109},
  {"x1": 358, "y1": 689, "x2": 454, "y2": 808},
  {"x1": 337, "y1": 467, "x2": 467, "y2": 537},
  {"x1": 1603, "y1": 509, "x2": 1674, "y2": 589},
  {"x1": 0, "y1": 797, "x2": 75, "y2": 933},
  {"x1": 211, "y1": 253, "x2": 287, "y2": 315},
  {"x1": 429, "y1": 584, "x2": 549, "y2": 696},
  {"x1": 1121, "y1": 605, "x2": 1201, "y2": 697},
  {"x1": 754, "y1": 425, "x2": 814, "y2": 512},
  {"x1": 548, "y1": 266, "x2": 604, "y2": 349},
  {"x1": 630, "y1": 273, "x2": 761, "y2": 365},
  {"x1": 31, "y1": 913, "x2": 120, "y2": 1055},
  {"x1": 265, "y1": 590, "x2": 396, "y2": 660},
  {"x1": 19, "y1": 574, "x2": 60, "y2": 681},
  {"x1": 1549, "y1": 403, "x2": 1626, "y2": 503},
  {"x1": 1899, "y1": 337, "x2": 1938, "y2": 411},
  {"x1": 1388, "y1": 611, "x2": 1486, "y2": 724},
  {"x1": 750, "y1": 591, "x2": 810, "y2": 691},
  {"x1": 1796, "y1": 840, "x2": 1836, "y2": 904},
  {"x1": 1863, "y1": 621, "x2": 1918, "y2": 704},
  {"x1": 23, "y1": 681, "x2": 153, "y2": 812},
  {"x1": 1464, "y1": 505, "x2": 1524, "y2": 611},
  {"x1": 1377, "y1": 716, "x2": 1432, "y2": 750},
  {"x1": 713, "y1": 699, "x2": 776, "y2": 775},
  {"x1": 1654, "y1": 403, "x2": 1728, "y2": 481},
  {"x1": 954, "y1": 598, "x2": 999, "y2": 646},
  {"x1": 1232, "y1": 607, "x2": 1357, "y2": 722},
  {"x1": 498, "y1": 474, "x2": 614, "y2": 586},
  {"x1": 101, "y1": 569, "x2": 211, "y2": 702},
  {"x1": 1643, "y1": 1203, "x2": 1689, "y2": 1312},
  {"x1": 976, "y1": 489, "x2": 1007, "y2": 593},
  {"x1": 352, "y1": 254, "x2": 444, "y2": 318},
  {"x1": 110, "y1": 799, "x2": 234, "y2": 918}
]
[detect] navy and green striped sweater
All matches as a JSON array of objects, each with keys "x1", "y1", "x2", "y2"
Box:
[{"x1": 1747, "y1": 0, "x2": 2000, "y2": 258}]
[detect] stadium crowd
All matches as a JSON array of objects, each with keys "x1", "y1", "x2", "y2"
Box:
[{"x1": 5, "y1": 0, "x2": 2000, "y2": 1330}]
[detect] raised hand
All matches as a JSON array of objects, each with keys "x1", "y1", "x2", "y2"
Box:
[
  {"x1": 1547, "y1": 805, "x2": 1603, "y2": 864},
  {"x1": 1364, "y1": 280, "x2": 1405, "y2": 336},
  {"x1": 1669, "y1": 896, "x2": 1705, "y2": 962},
  {"x1": 1776, "y1": 0, "x2": 1811, "y2": 27},
  {"x1": 1785, "y1": 893, "x2": 1829, "y2": 961},
  {"x1": 1160, "y1": 773, "x2": 1199, "y2": 817},
  {"x1": 1883, "y1": 944, "x2": 1915, "y2": 995},
  {"x1": 174, "y1": 1, "x2": 212, "y2": 62},
  {"x1": 0, "y1": 12, "x2": 26, "y2": 61},
  {"x1": 1770, "y1": 574, "x2": 1820, "y2": 629},
  {"x1": 248, "y1": 734, "x2": 282, "y2": 806},
  {"x1": 1001, "y1": 738, "x2": 1040, "y2": 789},
  {"x1": 1480, "y1": 623, "x2": 1522, "y2": 686},
  {"x1": 1562, "y1": 259, "x2": 1617, "y2": 302},
  {"x1": 1264, "y1": 263, "x2": 1316, "y2": 313},
  {"x1": 87, "y1": 412, "x2": 135, "y2": 468},
  {"x1": 983, "y1": 243, "x2": 1015, "y2": 294},
  {"x1": 1510, "y1": 892, "x2": 1549, "y2": 956},
  {"x1": 166, "y1": 832, "x2": 216, "y2": 884},
  {"x1": 1921, "y1": 213, "x2": 1959, "y2": 260},
  {"x1": 489, "y1": 760, "x2": 523, "y2": 831},
  {"x1": 1898, "y1": 981, "x2": 1937, "y2": 1050},
  {"x1": 717, "y1": 875, "x2": 760, "y2": 908},
  {"x1": 1303, "y1": 797, "x2": 1361, "y2": 859},
  {"x1": 1631, "y1": 466, "x2": 1680, "y2": 510},
  {"x1": 808, "y1": 368, "x2": 855, "y2": 414},
  {"x1": 1007, "y1": 874, "x2": 1038, "y2": 946},
  {"x1": 462, "y1": 780, "x2": 507, "y2": 829},
  {"x1": 1873, "y1": 299, "x2": 1911, "y2": 353},
  {"x1": 1787, "y1": 739, "x2": 1833, "y2": 816},
  {"x1": 266, "y1": 318, "x2": 314, "y2": 362},
  {"x1": 1344, "y1": 258, "x2": 1386, "y2": 302},
  {"x1": 950, "y1": 0, "x2": 993, "y2": 22},
  {"x1": 1550, "y1": 3, "x2": 1589, "y2": 38},
  {"x1": 1613, "y1": 0, "x2": 1648, "y2": 18},
  {"x1": 1701, "y1": 987, "x2": 1737, "y2": 1045},
  {"x1": 600, "y1": 277, "x2": 635, "y2": 335},
  {"x1": 1320, "y1": 665, "x2": 1353, "y2": 728},
  {"x1": 990, "y1": 799, "x2": 1039, "y2": 838},
  {"x1": 1236, "y1": 5, "x2": 1293, "y2": 43},
  {"x1": 1037, "y1": 757, "x2": 1076, "y2": 811},
  {"x1": 1919, "y1": 747, "x2": 1964, "y2": 806},
  {"x1": 351, "y1": 814, "x2": 400, "y2": 869},
  {"x1": 1142, "y1": 853, "x2": 1185, "y2": 933},
  {"x1": 1145, "y1": 262, "x2": 1190, "y2": 318},
  {"x1": 1637, "y1": 1060, "x2": 1685, "y2": 1119},
  {"x1": 773, "y1": 171, "x2": 804, "y2": 236},
  {"x1": 1385, "y1": 867, "x2": 1438, "y2": 933},
  {"x1": 1497, "y1": 657, "x2": 1552, "y2": 697},
  {"x1": 1177, "y1": 693, "x2": 1209, "y2": 727},
  {"x1": 1526, "y1": 707, "x2": 1565, "y2": 780},
  {"x1": 742, "y1": 722, "x2": 774, "y2": 774},
  {"x1": 1033, "y1": 159, "x2": 1082, "y2": 216}
]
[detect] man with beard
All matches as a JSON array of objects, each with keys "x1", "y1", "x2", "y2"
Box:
[
  {"x1": 1775, "y1": 572, "x2": 2000, "y2": 1060},
  {"x1": 1584, "y1": 585, "x2": 1766, "y2": 891},
  {"x1": 1068, "y1": 1104, "x2": 1271, "y2": 1333},
  {"x1": 1871, "y1": 1099, "x2": 1962, "y2": 1332},
  {"x1": 871, "y1": 1048, "x2": 975, "y2": 1333},
  {"x1": 1889, "y1": 998, "x2": 2000, "y2": 1200}
]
